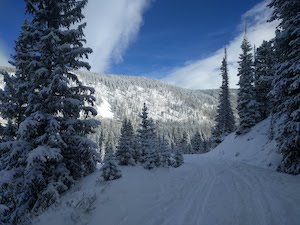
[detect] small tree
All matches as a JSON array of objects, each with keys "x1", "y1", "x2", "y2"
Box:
[
  {"x1": 158, "y1": 136, "x2": 171, "y2": 167},
  {"x1": 179, "y1": 131, "x2": 191, "y2": 154},
  {"x1": 116, "y1": 119, "x2": 135, "y2": 166},
  {"x1": 101, "y1": 146, "x2": 122, "y2": 181},
  {"x1": 172, "y1": 148, "x2": 184, "y2": 168},
  {"x1": 191, "y1": 131, "x2": 202, "y2": 154}
]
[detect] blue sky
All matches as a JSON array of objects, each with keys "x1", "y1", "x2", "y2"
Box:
[{"x1": 0, "y1": 0, "x2": 277, "y2": 89}]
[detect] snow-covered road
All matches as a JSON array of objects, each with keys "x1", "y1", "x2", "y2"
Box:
[{"x1": 35, "y1": 155, "x2": 300, "y2": 225}]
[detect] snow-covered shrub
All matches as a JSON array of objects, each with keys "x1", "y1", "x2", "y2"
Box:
[{"x1": 101, "y1": 147, "x2": 122, "y2": 181}]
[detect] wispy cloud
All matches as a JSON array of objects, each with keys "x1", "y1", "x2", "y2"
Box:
[
  {"x1": 163, "y1": 0, "x2": 278, "y2": 89},
  {"x1": 83, "y1": 0, "x2": 151, "y2": 73},
  {"x1": 0, "y1": 39, "x2": 9, "y2": 67}
]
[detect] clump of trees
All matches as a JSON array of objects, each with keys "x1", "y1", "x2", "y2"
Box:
[{"x1": 212, "y1": 0, "x2": 299, "y2": 175}]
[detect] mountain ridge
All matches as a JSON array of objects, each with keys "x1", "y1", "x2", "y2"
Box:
[{"x1": 0, "y1": 67, "x2": 238, "y2": 145}]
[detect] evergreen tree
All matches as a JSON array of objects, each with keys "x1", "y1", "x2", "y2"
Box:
[
  {"x1": 236, "y1": 37, "x2": 257, "y2": 135},
  {"x1": 201, "y1": 133, "x2": 208, "y2": 153},
  {"x1": 191, "y1": 131, "x2": 202, "y2": 154},
  {"x1": 98, "y1": 129, "x2": 105, "y2": 162},
  {"x1": 254, "y1": 40, "x2": 275, "y2": 121},
  {"x1": 213, "y1": 48, "x2": 236, "y2": 142},
  {"x1": 268, "y1": 0, "x2": 300, "y2": 174},
  {"x1": 172, "y1": 148, "x2": 184, "y2": 168},
  {"x1": 179, "y1": 131, "x2": 191, "y2": 154},
  {"x1": 116, "y1": 119, "x2": 135, "y2": 166},
  {"x1": 137, "y1": 103, "x2": 158, "y2": 169},
  {"x1": 0, "y1": 1, "x2": 99, "y2": 223},
  {"x1": 101, "y1": 146, "x2": 122, "y2": 181},
  {"x1": 0, "y1": 20, "x2": 36, "y2": 142},
  {"x1": 158, "y1": 136, "x2": 172, "y2": 167}
]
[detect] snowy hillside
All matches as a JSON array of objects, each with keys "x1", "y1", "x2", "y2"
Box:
[
  {"x1": 74, "y1": 70, "x2": 238, "y2": 134},
  {"x1": 207, "y1": 118, "x2": 282, "y2": 170},
  {"x1": 30, "y1": 117, "x2": 300, "y2": 225},
  {"x1": 0, "y1": 66, "x2": 238, "y2": 142}
]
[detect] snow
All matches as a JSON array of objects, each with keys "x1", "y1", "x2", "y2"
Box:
[
  {"x1": 207, "y1": 118, "x2": 282, "y2": 170},
  {"x1": 30, "y1": 118, "x2": 299, "y2": 225},
  {"x1": 96, "y1": 98, "x2": 114, "y2": 119},
  {"x1": 33, "y1": 161, "x2": 300, "y2": 225}
]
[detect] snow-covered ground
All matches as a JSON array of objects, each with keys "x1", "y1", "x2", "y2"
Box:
[
  {"x1": 33, "y1": 155, "x2": 300, "y2": 225},
  {"x1": 207, "y1": 118, "x2": 282, "y2": 170},
  {"x1": 33, "y1": 119, "x2": 300, "y2": 225}
]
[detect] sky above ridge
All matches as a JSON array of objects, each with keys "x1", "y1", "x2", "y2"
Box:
[{"x1": 0, "y1": 0, "x2": 278, "y2": 89}]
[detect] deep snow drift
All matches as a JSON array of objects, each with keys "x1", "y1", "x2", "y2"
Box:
[{"x1": 32, "y1": 119, "x2": 300, "y2": 225}]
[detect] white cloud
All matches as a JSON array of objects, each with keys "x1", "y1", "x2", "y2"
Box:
[
  {"x1": 83, "y1": 0, "x2": 151, "y2": 72},
  {"x1": 163, "y1": 0, "x2": 278, "y2": 89},
  {"x1": 0, "y1": 39, "x2": 9, "y2": 67}
]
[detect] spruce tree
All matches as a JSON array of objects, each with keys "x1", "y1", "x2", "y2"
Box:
[
  {"x1": 116, "y1": 119, "x2": 135, "y2": 166},
  {"x1": 98, "y1": 129, "x2": 105, "y2": 162},
  {"x1": 158, "y1": 136, "x2": 171, "y2": 167},
  {"x1": 191, "y1": 131, "x2": 202, "y2": 154},
  {"x1": 172, "y1": 148, "x2": 184, "y2": 168},
  {"x1": 236, "y1": 37, "x2": 257, "y2": 135},
  {"x1": 0, "y1": 20, "x2": 37, "y2": 141},
  {"x1": 268, "y1": 0, "x2": 300, "y2": 174},
  {"x1": 0, "y1": 1, "x2": 99, "y2": 223},
  {"x1": 101, "y1": 146, "x2": 122, "y2": 181},
  {"x1": 179, "y1": 131, "x2": 191, "y2": 154},
  {"x1": 213, "y1": 48, "x2": 235, "y2": 142},
  {"x1": 137, "y1": 103, "x2": 158, "y2": 169},
  {"x1": 254, "y1": 40, "x2": 275, "y2": 121}
]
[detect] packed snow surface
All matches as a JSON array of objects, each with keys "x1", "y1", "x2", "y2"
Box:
[
  {"x1": 34, "y1": 155, "x2": 300, "y2": 225},
  {"x1": 33, "y1": 119, "x2": 299, "y2": 225}
]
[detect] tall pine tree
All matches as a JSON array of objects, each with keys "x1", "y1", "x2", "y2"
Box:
[
  {"x1": 213, "y1": 48, "x2": 235, "y2": 142},
  {"x1": 236, "y1": 37, "x2": 257, "y2": 135},
  {"x1": 0, "y1": 1, "x2": 99, "y2": 223},
  {"x1": 268, "y1": 0, "x2": 300, "y2": 175},
  {"x1": 254, "y1": 40, "x2": 275, "y2": 121}
]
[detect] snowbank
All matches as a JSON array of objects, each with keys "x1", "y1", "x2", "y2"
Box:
[{"x1": 207, "y1": 118, "x2": 282, "y2": 170}]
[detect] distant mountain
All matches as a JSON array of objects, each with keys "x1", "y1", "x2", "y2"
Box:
[{"x1": 0, "y1": 67, "x2": 238, "y2": 145}]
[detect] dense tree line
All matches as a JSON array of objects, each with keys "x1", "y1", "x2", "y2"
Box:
[{"x1": 212, "y1": 0, "x2": 299, "y2": 174}]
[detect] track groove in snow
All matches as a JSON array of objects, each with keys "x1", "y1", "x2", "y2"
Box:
[{"x1": 35, "y1": 155, "x2": 300, "y2": 225}]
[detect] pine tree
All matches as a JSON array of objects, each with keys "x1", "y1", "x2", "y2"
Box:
[
  {"x1": 101, "y1": 146, "x2": 122, "y2": 181},
  {"x1": 268, "y1": 0, "x2": 300, "y2": 175},
  {"x1": 179, "y1": 131, "x2": 191, "y2": 154},
  {"x1": 191, "y1": 131, "x2": 202, "y2": 154},
  {"x1": 158, "y1": 136, "x2": 172, "y2": 167},
  {"x1": 236, "y1": 37, "x2": 257, "y2": 135},
  {"x1": 201, "y1": 133, "x2": 208, "y2": 153},
  {"x1": 0, "y1": 20, "x2": 37, "y2": 142},
  {"x1": 116, "y1": 119, "x2": 135, "y2": 166},
  {"x1": 143, "y1": 118, "x2": 158, "y2": 170},
  {"x1": 172, "y1": 148, "x2": 184, "y2": 168},
  {"x1": 213, "y1": 48, "x2": 236, "y2": 142},
  {"x1": 0, "y1": 1, "x2": 99, "y2": 223},
  {"x1": 98, "y1": 129, "x2": 105, "y2": 162},
  {"x1": 137, "y1": 103, "x2": 158, "y2": 169},
  {"x1": 254, "y1": 40, "x2": 275, "y2": 121}
]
